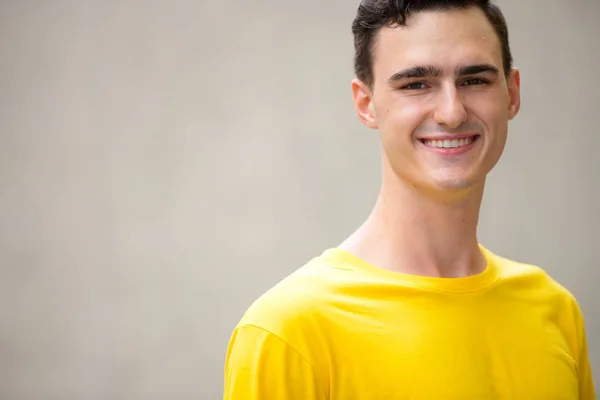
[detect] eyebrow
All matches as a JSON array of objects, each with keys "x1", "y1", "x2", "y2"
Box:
[
  {"x1": 388, "y1": 64, "x2": 500, "y2": 83},
  {"x1": 457, "y1": 64, "x2": 500, "y2": 76}
]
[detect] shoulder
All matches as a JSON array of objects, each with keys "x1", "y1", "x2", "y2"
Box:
[
  {"x1": 486, "y1": 247, "x2": 584, "y2": 327},
  {"x1": 487, "y1": 248, "x2": 575, "y2": 300},
  {"x1": 225, "y1": 254, "x2": 336, "y2": 392},
  {"x1": 236, "y1": 254, "x2": 332, "y2": 341},
  {"x1": 486, "y1": 248, "x2": 592, "y2": 369}
]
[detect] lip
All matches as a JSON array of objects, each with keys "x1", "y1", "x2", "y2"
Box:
[
  {"x1": 418, "y1": 134, "x2": 481, "y2": 156},
  {"x1": 418, "y1": 133, "x2": 480, "y2": 141}
]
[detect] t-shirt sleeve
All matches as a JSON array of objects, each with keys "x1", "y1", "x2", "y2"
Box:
[
  {"x1": 572, "y1": 301, "x2": 596, "y2": 400},
  {"x1": 570, "y1": 295, "x2": 596, "y2": 400},
  {"x1": 223, "y1": 324, "x2": 327, "y2": 400}
]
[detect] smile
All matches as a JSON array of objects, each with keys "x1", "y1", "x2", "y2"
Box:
[{"x1": 420, "y1": 135, "x2": 480, "y2": 149}]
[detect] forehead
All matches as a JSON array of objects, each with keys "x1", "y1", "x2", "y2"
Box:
[{"x1": 373, "y1": 8, "x2": 503, "y2": 78}]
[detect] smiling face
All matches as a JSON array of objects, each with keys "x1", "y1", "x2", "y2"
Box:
[{"x1": 352, "y1": 7, "x2": 521, "y2": 193}]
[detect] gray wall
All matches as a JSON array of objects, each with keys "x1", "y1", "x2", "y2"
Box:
[{"x1": 1, "y1": 0, "x2": 598, "y2": 399}]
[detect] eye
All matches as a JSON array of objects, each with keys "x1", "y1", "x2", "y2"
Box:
[
  {"x1": 401, "y1": 82, "x2": 428, "y2": 90},
  {"x1": 462, "y1": 78, "x2": 488, "y2": 86}
]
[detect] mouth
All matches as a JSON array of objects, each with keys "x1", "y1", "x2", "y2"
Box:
[{"x1": 419, "y1": 135, "x2": 481, "y2": 149}]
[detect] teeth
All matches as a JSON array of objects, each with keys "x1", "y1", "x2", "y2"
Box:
[{"x1": 423, "y1": 136, "x2": 476, "y2": 149}]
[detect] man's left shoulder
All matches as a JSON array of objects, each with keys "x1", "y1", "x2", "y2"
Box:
[{"x1": 487, "y1": 248, "x2": 578, "y2": 304}]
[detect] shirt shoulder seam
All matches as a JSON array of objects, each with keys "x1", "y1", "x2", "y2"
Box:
[{"x1": 238, "y1": 323, "x2": 329, "y2": 399}]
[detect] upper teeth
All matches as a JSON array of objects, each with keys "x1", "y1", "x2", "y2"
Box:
[{"x1": 422, "y1": 137, "x2": 475, "y2": 148}]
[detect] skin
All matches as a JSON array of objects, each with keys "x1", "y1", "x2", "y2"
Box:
[{"x1": 340, "y1": 7, "x2": 521, "y2": 278}]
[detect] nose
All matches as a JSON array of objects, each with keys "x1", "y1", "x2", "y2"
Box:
[{"x1": 433, "y1": 84, "x2": 468, "y2": 129}]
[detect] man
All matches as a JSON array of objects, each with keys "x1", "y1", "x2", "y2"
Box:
[{"x1": 223, "y1": 0, "x2": 596, "y2": 398}]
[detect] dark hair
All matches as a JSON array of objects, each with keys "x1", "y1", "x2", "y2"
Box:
[{"x1": 351, "y1": 0, "x2": 512, "y2": 88}]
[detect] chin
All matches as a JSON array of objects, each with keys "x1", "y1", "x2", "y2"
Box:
[
  {"x1": 434, "y1": 181, "x2": 475, "y2": 192},
  {"x1": 428, "y1": 172, "x2": 482, "y2": 192}
]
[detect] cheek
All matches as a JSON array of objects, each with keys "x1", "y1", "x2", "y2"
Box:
[
  {"x1": 483, "y1": 88, "x2": 510, "y2": 118},
  {"x1": 485, "y1": 105, "x2": 510, "y2": 139},
  {"x1": 376, "y1": 97, "x2": 426, "y2": 138},
  {"x1": 466, "y1": 93, "x2": 509, "y2": 132},
  {"x1": 476, "y1": 100, "x2": 510, "y2": 161}
]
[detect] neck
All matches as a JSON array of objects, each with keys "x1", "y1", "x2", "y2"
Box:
[{"x1": 340, "y1": 171, "x2": 487, "y2": 278}]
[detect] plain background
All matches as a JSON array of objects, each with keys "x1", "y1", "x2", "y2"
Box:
[{"x1": 1, "y1": 0, "x2": 598, "y2": 398}]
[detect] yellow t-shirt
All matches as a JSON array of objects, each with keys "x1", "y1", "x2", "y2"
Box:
[{"x1": 224, "y1": 246, "x2": 595, "y2": 399}]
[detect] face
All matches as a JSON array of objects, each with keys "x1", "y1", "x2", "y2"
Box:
[{"x1": 352, "y1": 7, "x2": 521, "y2": 193}]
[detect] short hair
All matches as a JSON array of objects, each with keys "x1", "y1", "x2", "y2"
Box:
[{"x1": 351, "y1": 0, "x2": 513, "y2": 88}]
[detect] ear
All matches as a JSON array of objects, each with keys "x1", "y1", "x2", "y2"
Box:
[
  {"x1": 351, "y1": 78, "x2": 378, "y2": 129},
  {"x1": 507, "y1": 68, "x2": 521, "y2": 120}
]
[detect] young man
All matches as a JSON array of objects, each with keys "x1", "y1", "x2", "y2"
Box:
[{"x1": 223, "y1": 0, "x2": 596, "y2": 398}]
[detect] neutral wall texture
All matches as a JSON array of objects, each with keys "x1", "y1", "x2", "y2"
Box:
[{"x1": 1, "y1": 0, "x2": 598, "y2": 399}]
